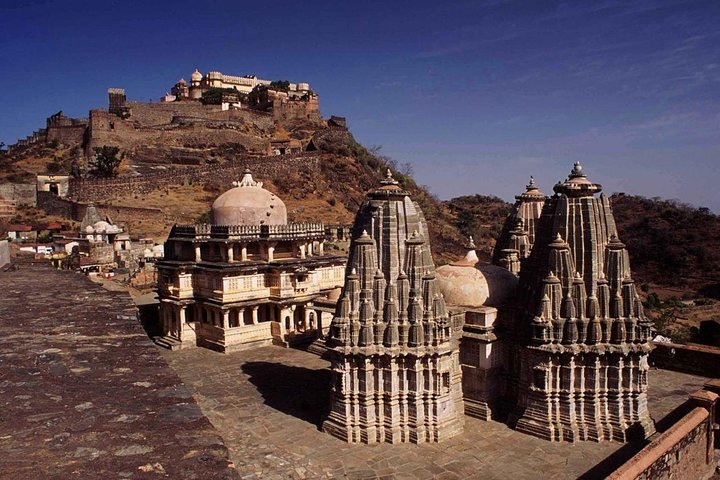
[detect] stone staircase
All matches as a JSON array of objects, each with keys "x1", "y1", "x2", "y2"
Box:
[
  {"x1": 300, "y1": 337, "x2": 329, "y2": 357},
  {"x1": 152, "y1": 335, "x2": 184, "y2": 350}
]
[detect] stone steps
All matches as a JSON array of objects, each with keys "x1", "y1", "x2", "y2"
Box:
[
  {"x1": 302, "y1": 337, "x2": 329, "y2": 357},
  {"x1": 153, "y1": 335, "x2": 184, "y2": 350}
]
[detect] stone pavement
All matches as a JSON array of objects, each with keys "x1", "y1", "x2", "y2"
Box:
[
  {"x1": 162, "y1": 344, "x2": 709, "y2": 480},
  {"x1": 0, "y1": 260, "x2": 710, "y2": 479},
  {"x1": 0, "y1": 260, "x2": 238, "y2": 479}
]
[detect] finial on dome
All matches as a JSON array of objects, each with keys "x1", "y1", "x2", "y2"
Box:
[
  {"x1": 569, "y1": 161, "x2": 586, "y2": 179},
  {"x1": 236, "y1": 168, "x2": 262, "y2": 188},
  {"x1": 466, "y1": 235, "x2": 476, "y2": 249},
  {"x1": 517, "y1": 175, "x2": 545, "y2": 200},
  {"x1": 380, "y1": 168, "x2": 400, "y2": 186}
]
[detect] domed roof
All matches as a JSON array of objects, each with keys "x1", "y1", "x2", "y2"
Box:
[
  {"x1": 211, "y1": 170, "x2": 287, "y2": 226},
  {"x1": 93, "y1": 220, "x2": 111, "y2": 233},
  {"x1": 436, "y1": 243, "x2": 518, "y2": 308},
  {"x1": 191, "y1": 69, "x2": 203, "y2": 81}
]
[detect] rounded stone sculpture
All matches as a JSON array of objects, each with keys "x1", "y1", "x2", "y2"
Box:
[{"x1": 211, "y1": 170, "x2": 287, "y2": 226}]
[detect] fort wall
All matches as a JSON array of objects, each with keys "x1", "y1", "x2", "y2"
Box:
[
  {"x1": 38, "y1": 190, "x2": 165, "y2": 229},
  {"x1": 47, "y1": 124, "x2": 86, "y2": 146},
  {"x1": 0, "y1": 183, "x2": 36, "y2": 206},
  {"x1": 68, "y1": 153, "x2": 321, "y2": 203},
  {"x1": 86, "y1": 105, "x2": 275, "y2": 158}
]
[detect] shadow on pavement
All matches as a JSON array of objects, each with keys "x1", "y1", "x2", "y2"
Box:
[{"x1": 242, "y1": 361, "x2": 331, "y2": 429}]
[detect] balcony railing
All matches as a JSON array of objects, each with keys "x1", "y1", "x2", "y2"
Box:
[{"x1": 170, "y1": 222, "x2": 326, "y2": 241}]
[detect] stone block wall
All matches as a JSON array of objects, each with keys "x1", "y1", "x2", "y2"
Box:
[
  {"x1": 37, "y1": 191, "x2": 165, "y2": 228},
  {"x1": 37, "y1": 191, "x2": 75, "y2": 218},
  {"x1": 86, "y1": 106, "x2": 274, "y2": 159},
  {"x1": 0, "y1": 240, "x2": 9, "y2": 268},
  {"x1": 651, "y1": 342, "x2": 720, "y2": 378},
  {"x1": 47, "y1": 124, "x2": 86, "y2": 146},
  {"x1": 0, "y1": 183, "x2": 36, "y2": 206},
  {"x1": 68, "y1": 153, "x2": 321, "y2": 203}
]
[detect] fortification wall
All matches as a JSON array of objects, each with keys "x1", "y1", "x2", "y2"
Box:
[
  {"x1": 37, "y1": 191, "x2": 76, "y2": 218},
  {"x1": 0, "y1": 183, "x2": 36, "y2": 206},
  {"x1": 38, "y1": 190, "x2": 165, "y2": 228},
  {"x1": 86, "y1": 106, "x2": 274, "y2": 158},
  {"x1": 68, "y1": 153, "x2": 321, "y2": 203},
  {"x1": 274, "y1": 97, "x2": 321, "y2": 122},
  {"x1": 47, "y1": 125, "x2": 86, "y2": 146},
  {"x1": 651, "y1": 342, "x2": 720, "y2": 378},
  {"x1": 127, "y1": 102, "x2": 224, "y2": 127}
]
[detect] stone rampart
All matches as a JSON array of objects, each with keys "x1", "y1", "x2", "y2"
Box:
[
  {"x1": 127, "y1": 101, "x2": 223, "y2": 126},
  {"x1": 86, "y1": 105, "x2": 274, "y2": 158},
  {"x1": 68, "y1": 153, "x2": 321, "y2": 203},
  {"x1": 47, "y1": 124, "x2": 86, "y2": 146},
  {"x1": 0, "y1": 240, "x2": 9, "y2": 268},
  {"x1": 37, "y1": 191, "x2": 76, "y2": 218},
  {"x1": 651, "y1": 341, "x2": 720, "y2": 378},
  {"x1": 38, "y1": 190, "x2": 165, "y2": 227},
  {"x1": 607, "y1": 389, "x2": 718, "y2": 480},
  {"x1": 0, "y1": 183, "x2": 36, "y2": 206}
]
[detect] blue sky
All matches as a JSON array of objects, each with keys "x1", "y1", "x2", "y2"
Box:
[{"x1": 1, "y1": 0, "x2": 719, "y2": 210}]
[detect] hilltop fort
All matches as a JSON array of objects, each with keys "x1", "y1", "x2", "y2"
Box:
[{"x1": 10, "y1": 69, "x2": 322, "y2": 174}]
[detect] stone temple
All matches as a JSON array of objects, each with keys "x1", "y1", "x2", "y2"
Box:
[
  {"x1": 155, "y1": 161, "x2": 659, "y2": 448},
  {"x1": 507, "y1": 162, "x2": 656, "y2": 442},
  {"x1": 323, "y1": 171, "x2": 465, "y2": 444},
  {"x1": 321, "y1": 162, "x2": 657, "y2": 445},
  {"x1": 493, "y1": 176, "x2": 546, "y2": 275}
]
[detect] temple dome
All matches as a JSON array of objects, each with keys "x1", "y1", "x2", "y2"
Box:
[
  {"x1": 211, "y1": 170, "x2": 287, "y2": 226},
  {"x1": 191, "y1": 69, "x2": 203, "y2": 81},
  {"x1": 436, "y1": 245, "x2": 518, "y2": 308}
]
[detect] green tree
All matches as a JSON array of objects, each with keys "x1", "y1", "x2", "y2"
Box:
[
  {"x1": 269, "y1": 80, "x2": 291, "y2": 91},
  {"x1": 90, "y1": 146, "x2": 123, "y2": 178},
  {"x1": 200, "y1": 87, "x2": 239, "y2": 105}
]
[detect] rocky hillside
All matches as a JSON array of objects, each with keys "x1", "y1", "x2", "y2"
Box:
[
  {"x1": 4, "y1": 110, "x2": 720, "y2": 293},
  {"x1": 609, "y1": 194, "x2": 720, "y2": 297}
]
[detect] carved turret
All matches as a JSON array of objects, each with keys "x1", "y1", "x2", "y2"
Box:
[
  {"x1": 512, "y1": 162, "x2": 655, "y2": 443},
  {"x1": 493, "y1": 176, "x2": 547, "y2": 274},
  {"x1": 324, "y1": 171, "x2": 464, "y2": 444}
]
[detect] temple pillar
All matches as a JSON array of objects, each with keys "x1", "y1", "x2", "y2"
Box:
[
  {"x1": 268, "y1": 243, "x2": 276, "y2": 262},
  {"x1": 238, "y1": 307, "x2": 245, "y2": 326},
  {"x1": 178, "y1": 305, "x2": 186, "y2": 332},
  {"x1": 241, "y1": 244, "x2": 248, "y2": 261},
  {"x1": 194, "y1": 245, "x2": 201, "y2": 263},
  {"x1": 315, "y1": 310, "x2": 324, "y2": 337},
  {"x1": 223, "y1": 310, "x2": 229, "y2": 329},
  {"x1": 227, "y1": 245, "x2": 234, "y2": 263},
  {"x1": 318, "y1": 241, "x2": 324, "y2": 255},
  {"x1": 252, "y1": 306, "x2": 259, "y2": 325},
  {"x1": 300, "y1": 244, "x2": 306, "y2": 259}
]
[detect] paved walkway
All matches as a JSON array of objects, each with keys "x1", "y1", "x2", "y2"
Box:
[
  {"x1": 0, "y1": 261, "x2": 710, "y2": 479},
  {"x1": 162, "y1": 343, "x2": 709, "y2": 480},
  {"x1": 0, "y1": 261, "x2": 238, "y2": 479}
]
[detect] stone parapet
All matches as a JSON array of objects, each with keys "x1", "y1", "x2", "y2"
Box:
[
  {"x1": 651, "y1": 341, "x2": 720, "y2": 378},
  {"x1": 607, "y1": 388, "x2": 718, "y2": 480}
]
